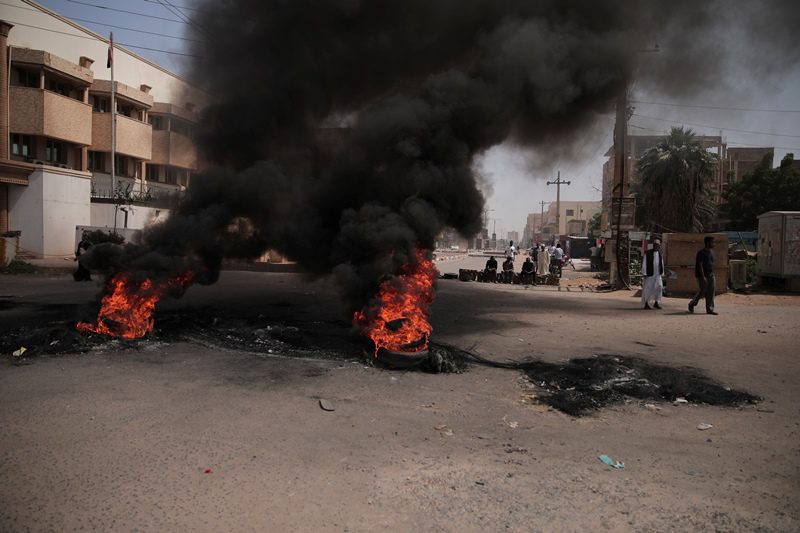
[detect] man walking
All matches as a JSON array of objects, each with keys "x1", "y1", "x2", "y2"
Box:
[
  {"x1": 689, "y1": 235, "x2": 718, "y2": 315},
  {"x1": 641, "y1": 239, "x2": 664, "y2": 309}
]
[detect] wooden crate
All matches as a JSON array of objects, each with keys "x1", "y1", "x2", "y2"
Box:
[{"x1": 662, "y1": 233, "x2": 728, "y2": 295}]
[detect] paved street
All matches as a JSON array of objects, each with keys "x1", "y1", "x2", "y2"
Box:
[{"x1": 1, "y1": 268, "x2": 799, "y2": 531}]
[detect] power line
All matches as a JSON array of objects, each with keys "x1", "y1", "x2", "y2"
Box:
[
  {"x1": 631, "y1": 100, "x2": 800, "y2": 114},
  {"x1": 68, "y1": 16, "x2": 202, "y2": 42},
  {"x1": 141, "y1": 0, "x2": 200, "y2": 11},
  {"x1": 155, "y1": 0, "x2": 210, "y2": 38},
  {"x1": 64, "y1": 0, "x2": 187, "y2": 23},
  {"x1": 4, "y1": 19, "x2": 201, "y2": 57},
  {"x1": 631, "y1": 113, "x2": 800, "y2": 139},
  {"x1": 0, "y1": 2, "x2": 201, "y2": 42}
]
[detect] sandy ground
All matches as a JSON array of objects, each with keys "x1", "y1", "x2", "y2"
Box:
[{"x1": 1, "y1": 262, "x2": 799, "y2": 532}]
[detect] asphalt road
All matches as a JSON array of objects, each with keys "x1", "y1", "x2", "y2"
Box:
[{"x1": 1, "y1": 269, "x2": 798, "y2": 531}]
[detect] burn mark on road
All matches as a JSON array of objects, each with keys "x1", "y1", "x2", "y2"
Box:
[{"x1": 518, "y1": 355, "x2": 759, "y2": 416}]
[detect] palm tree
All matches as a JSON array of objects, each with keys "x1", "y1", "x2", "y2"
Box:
[{"x1": 634, "y1": 127, "x2": 717, "y2": 233}]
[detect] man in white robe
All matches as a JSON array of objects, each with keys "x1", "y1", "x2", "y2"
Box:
[
  {"x1": 537, "y1": 245, "x2": 550, "y2": 276},
  {"x1": 641, "y1": 239, "x2": 664, "y2": 309}
]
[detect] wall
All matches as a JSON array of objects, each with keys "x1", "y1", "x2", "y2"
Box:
[
  {"x1": 8, "y1": 166, "x2": 91, "y2": 256},
  {"x1": 90, "y1": 202, "x2": 169, "y2": 230},
  {"x1": 41, "y1": 168, "x2": 91, "y2": 255},
  {"x1": 7, "y1": 169, "x2": 43, "y2": 255}
]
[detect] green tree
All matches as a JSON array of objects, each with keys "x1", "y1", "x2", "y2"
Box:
[
  {"x1": 722, "y1": 153, "x2": 800, "y2": 230},
  {"x1": 587, "y1": 211, "x2": 601, "y2": 237},
  {"x1": 634, "y1": 127, "x2": 718, "y2": 232}
]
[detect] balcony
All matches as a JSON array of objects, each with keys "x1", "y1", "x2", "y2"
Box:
[
  {"x1": 92, "y1": 113, "x2": 152, "y2": 160},
  {"x1": 151, "y1": 130, "x2": 198, "y2": 169},
  {"x1": 10, "y1": 87, "x2": 92, "y2": 145}
]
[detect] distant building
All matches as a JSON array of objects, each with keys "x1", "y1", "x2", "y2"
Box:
[
  {"x1": 1, "y1": 1, "x2": 206, "y2": 259},
  {"x1": 507, "y1": 230, "x2": 519, "y2": 244},
  {"x1": 722, "y1": 147, "x2": 774, "y2": 194},
  {"x1": 523, "y1": 201, "x2": 601, "y2": 244}
]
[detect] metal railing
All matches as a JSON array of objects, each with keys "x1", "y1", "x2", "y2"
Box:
[{"x1": 90, "y1": 182, "x2": 180, "y2": 207}]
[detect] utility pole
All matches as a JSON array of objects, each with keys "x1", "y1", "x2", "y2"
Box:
[
  {"x1": 489, "y1": 218, "x2": 501, "y2": 249},
  {"x1": 483, "y1": 208, "x2": 494, "y2": 232},
  {"x1": 546, "y1": 171, "x2": 571, "y2": 238},
  {"x1": 612, "y1": 88, "x2": 629, "y2": 288},
  {"x1": 109, "y1": 32, "x2": 116, "y2": 198},
  {"x1": 538, "y1": 201, "x2": 547, "y2": 227}
]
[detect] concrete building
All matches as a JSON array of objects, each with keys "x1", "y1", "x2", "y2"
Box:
[
  {"x1": 1, "y1": 0, "x2": 206, "y2": 259},
  {"x1": 521, "y1": 212, "x2": 543, "y2": 246},
  {"x1": 523, "y1": 201, "x2": 602, "y2": 244},
  {"x1": 600, "y1": 134, "x2": 774, "y2": 232},
  {"x1": 722, "y1": 147, "x2": 774, "y2": 196}
]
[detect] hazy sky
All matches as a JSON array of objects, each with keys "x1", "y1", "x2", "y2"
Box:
[{"x1": 10, "y1": 0, "x2": 800, "y2": 238}]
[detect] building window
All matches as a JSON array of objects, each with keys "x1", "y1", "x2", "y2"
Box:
[
  {"x1": 165, "y1": 166, "x2": 178, "y2": 185},
  {"x1": 11, "y1": 134, "x2": 33, "y2": 158},
  {"x1": 566, "y1": 209, "x2": 575, "y2": 217},
  {"x1": 90, "y1": 95, "x2": 109, "y2": 113},
  {"x1": 46, "y1": 140, "x2": 65, "y2": 164},
  {"x1": 114, "y1": 154, "x2": 130, "y2": 176},
  {"x1": 46, "y1": 78, "x2": 72, "y2": 97},
  {"x1": 170, "y1": 119, "x2": 193, "y2": 138},
  {"x1": 148, "y1": 115, "x2": 165, "y2": 130},
  {"x1": 88, "y1": 151, "x2": 106, "y2": 172},
  {"x1": 13, "y1": 67, "x2": 39, "y2": 88},
  {"x1": 146, "y1": 164, "x2": 160, "y2": 181}
]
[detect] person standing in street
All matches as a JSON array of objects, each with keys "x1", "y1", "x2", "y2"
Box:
[
  {"x1": 73, "y1": 230, "x2": 93, "y2": 282},
  {"x1": 689, "y1": 235, "x2": 718, "y2": 315},
  {"x1": 641, "y1": 239, "x2": 664, "y2": 309},
  {"x1": 551, "y1": 243, "x2": 564, "y2": 273},
  {"x1": 506, "y1": 240, "x2": 517, "y2": 261},
  {"x1": 537, "y1": 244, "x2": 550, "y2": 276}
]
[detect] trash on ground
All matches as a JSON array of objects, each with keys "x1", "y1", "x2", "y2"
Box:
[
  {"x1": 12, "y1": 346, "x2": 27, "y2": 357},
  {"x1": 319, "y1": 399, "x2": 336, "y2": 411},
  {"x1": 674, "y1": 397, "x2": 689, "y2": 405},
  {"x1": 598, "y1": 454, "x2": 625, "y2": 469},
  {"x1": 696, "y1": 422, "x2": 713, "y2": 430},
  {"x1": 434, "y1": 424, "x2": 454, "y2": 436},
  {"x1": 204, "y1": 468, "x2": 213, "y2": 474}
]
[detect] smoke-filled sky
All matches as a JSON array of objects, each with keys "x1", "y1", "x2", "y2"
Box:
[{"x1": 24, "y1": 0, "x2": 800, "y2": 239}]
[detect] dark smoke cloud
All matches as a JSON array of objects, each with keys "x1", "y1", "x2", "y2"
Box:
[{"x1": 88, "y1": 0, "x2": 800, "y2": 313}]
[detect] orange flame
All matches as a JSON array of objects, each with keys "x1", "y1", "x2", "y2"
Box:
[
  {"x1": 77, "y1": 272, "x2": 194, "y2": 339},
  {"x1": 353, "y1": 248, "x2": 437, "y2": 355}
]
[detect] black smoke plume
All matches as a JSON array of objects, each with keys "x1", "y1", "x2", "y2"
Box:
[{"x1": 86, "y1": 0, "x2": 800, "y2": 314}]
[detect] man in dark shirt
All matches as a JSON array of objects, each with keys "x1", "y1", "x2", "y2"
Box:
[
  {"x1": 689, "y1": 235, "x2": 718, "y2": 315},
  {"x1": 484, "y1": 256, "x2": 498, "y2": 283}
]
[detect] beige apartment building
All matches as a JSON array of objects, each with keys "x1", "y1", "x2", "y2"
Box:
[
  {"x1": 0, "y1": 0, "x2": 206, "y2": 260},
  {"x1": 521, "y1": 200, "x2": 602, "y2": 245}
]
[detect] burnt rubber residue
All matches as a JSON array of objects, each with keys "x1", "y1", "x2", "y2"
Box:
[{"x1": 520, "y1": 355, "x2": 759, "y2": 416}]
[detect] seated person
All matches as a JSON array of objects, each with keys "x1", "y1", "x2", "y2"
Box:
[
  {"x1": 484, "y1": 255, "x2": 498, "y2": 282},
  {"x1": 501, "y1": 256, "x2": 514, "y2": 282},
  {"x1": 520, "y1": 256, "x2": 535, "y2": 284},
  {"x1": 521, "y1": 257, "x2": 535, "y2": 274}
]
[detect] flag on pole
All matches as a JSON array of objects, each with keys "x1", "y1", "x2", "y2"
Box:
[{"x1": 107, "y1": 33, "x2": 113, "y2": 68}]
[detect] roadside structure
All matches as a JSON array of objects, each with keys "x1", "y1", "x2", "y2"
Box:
[{"x1": 0, "y1": 0, "x2": 207, "y2": 259}]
